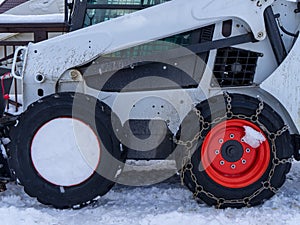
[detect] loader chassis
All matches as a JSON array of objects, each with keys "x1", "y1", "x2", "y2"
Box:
[{"x1": 0, "y1": 0, "x2": 300, "y2": 209}]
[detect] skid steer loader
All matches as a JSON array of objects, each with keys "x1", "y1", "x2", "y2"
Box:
[{"x1": 0, "y1": 0, "x2": 300, "y2": 209}]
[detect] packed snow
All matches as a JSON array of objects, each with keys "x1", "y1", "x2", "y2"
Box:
[
  {"x1": 0, "y1": 161, "x2": 300, "y2": 225},
  {"x1": 28, "y1": 0, "x2": 64, "y2": 13},
  {"x1": 4, "y1": 0, "x2": 65, "y2": 15},
  {"x1": 0, "y1": 13, "x2": 64, "y2": 23},
  {"x1": 242, "y1": 126, "x2": 266, "y2": 148}
]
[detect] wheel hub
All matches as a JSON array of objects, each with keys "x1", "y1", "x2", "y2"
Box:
[
  {"x1": 201, "y1": 119, "x2": 270, "y2": 188},
  {"x1": 221, "y1": 140, "x2": 243, "y2": 162}
]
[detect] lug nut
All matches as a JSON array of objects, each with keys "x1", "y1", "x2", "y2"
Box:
[
  {"x1": 215, "y1": 150, "x2": 220, "y2": 155},
  {"x1": 246, "y1": 148, "x2": 251, "y2": 153},
  {"x1": 220, "y1": 161, "x2": 225, "y2": 166},
  {"x1": 230, "y1": 134, "x2": 235, "y2": 139},
  {"x1": 219, "y1": 139, "x2": 224, "y2": 144},
  {"x1": 231, "y1": 164, "x2": 236, "y2": 169},
  {"x1": 242, "y1": 159, "x2": 247, "y2": 164}
]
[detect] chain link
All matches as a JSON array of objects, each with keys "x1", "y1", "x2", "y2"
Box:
[{"x1": 174, "y1": 92, "x2": 293, "y2": 208}]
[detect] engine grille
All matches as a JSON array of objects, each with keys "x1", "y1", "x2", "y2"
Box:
[{"x1": 212, "y1": 47, "x2": 262, "y2": 87}]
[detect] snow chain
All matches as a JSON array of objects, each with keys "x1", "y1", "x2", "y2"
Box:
[{"x1": 174, "y1": 92, "x2": 293, "y2": 208}]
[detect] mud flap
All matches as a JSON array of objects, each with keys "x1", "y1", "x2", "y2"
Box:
[{"x1": 292, "y1": 134, "x2": 300, "y2": 161}]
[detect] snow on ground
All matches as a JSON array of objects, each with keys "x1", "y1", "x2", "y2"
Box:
[{"x1": 0, "y1": 161, "x2": 300, "y2": 225}]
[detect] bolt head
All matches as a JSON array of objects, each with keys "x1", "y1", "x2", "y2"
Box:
[
  {"x1": 257, "y1": 32, "x2": 264, "y2": 38},
  {"x1": 70, "y1": 71, "x2": 78, "y2": 79}
]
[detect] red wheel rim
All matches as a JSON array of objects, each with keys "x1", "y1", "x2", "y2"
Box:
[{"x1": 201, "y1": 119, "x2": 270, "y2": 188}]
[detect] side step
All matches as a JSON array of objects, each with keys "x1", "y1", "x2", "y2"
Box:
[{"x1": 292, "y1": 134, "x2": 300, "y2": 161}]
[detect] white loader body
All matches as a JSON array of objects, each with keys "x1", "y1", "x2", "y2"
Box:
[
  {"x1": 5, "y1": 0, "x2": 300, "y2": 209},
  {"x1": 262, "y1": 35, "x2": 300, "y2": 132},
  {"x1": 13, "y1": 0, "x2": 300, "y2": 133}
]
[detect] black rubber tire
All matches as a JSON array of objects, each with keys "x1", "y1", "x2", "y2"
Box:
[
  {"x1": 8, "y1": 92, "x2": 125, "y2": 208},
  {"x1": 179, "y1": 93, "x2": 293, "y2": 208}
]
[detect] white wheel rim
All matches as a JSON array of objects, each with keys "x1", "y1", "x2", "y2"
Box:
[{"x1": 31, "y1": 118, "x2": 101, "y2": 187}]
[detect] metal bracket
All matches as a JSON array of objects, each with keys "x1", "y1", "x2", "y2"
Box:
[
  {"x1": 11, "y1": 46, "x2": 27, "y2": 80},
  {"x1": 292, "y1": 134, "x2": 300, "y2": 161}
]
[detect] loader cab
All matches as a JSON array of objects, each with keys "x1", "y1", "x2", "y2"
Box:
[{"x1": 69, "y1": 0, "x2": 170, "y2": 31}]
